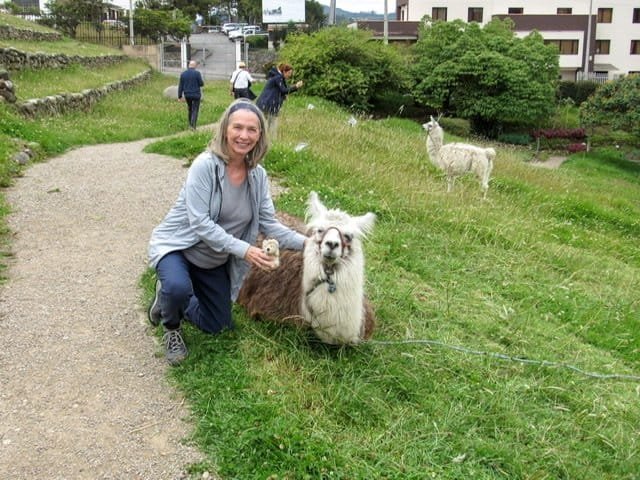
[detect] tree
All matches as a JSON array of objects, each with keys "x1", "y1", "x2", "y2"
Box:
[
  {"x1": 279, "y1": 27, "x2": 411, "y2": 112},
  {"x1": 305, "y1": 0, "x2": 327, "y2": 31},
  {"x1": 136, "y1": 0, "x2": 214, "y2": 21},
  {"x1": 412, "y1": 18, "x2": 559, "y2": 136},
  {"x1": 45, "y1": 0, "x2": 106, "y2": 38},
  {"x1": 133, "y1": 7, "x2": 191, "y2": 42},
  {"x1": 580, "y1": 75, "x2": 640, "y2": 138}
]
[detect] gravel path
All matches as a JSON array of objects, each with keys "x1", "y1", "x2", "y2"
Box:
[{"x1": 0, "y1": 138, "x2": 206, "y2": 479}]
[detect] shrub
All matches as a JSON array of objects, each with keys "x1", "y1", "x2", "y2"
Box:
[
  {"x1": 497, "y1": 133, "x2": 532, "y2": 145},
  {"x1": 279, "y1": 27, "x2": 411, "y2": 112},
  {"x1": 574, "y1": 80, "x2": 599, "y2": 104},
  {"x1": 532, "y1": 128, "x2": 586, "y2": 140},
  {"x1": 439, "y1": 117, "x2": 471, "y2": 138},
  {"x1": 581, "y1": 75, "x2": 640, "y2": 139},
  {"x1": 370, "y1": 91, "x2": 419, "y2": 118},
  {"x1": 557, "y1": 80, "x2": 599, "y2": 104},
  {"x1": 245, "y1": 35, "x2": 267, "y2": 49},
  {"x1": 557, "y1": 80, "x2": 577, "y2": 102},
  {"x1": 567, "y1": 142, "x2": 587, "y2": 153}
]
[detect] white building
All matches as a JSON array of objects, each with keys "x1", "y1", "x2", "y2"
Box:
[{"x1": 395, "y1": 0, "x2": 640, "y2": 81}]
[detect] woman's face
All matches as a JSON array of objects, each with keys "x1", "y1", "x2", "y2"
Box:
[
  {"x1": 226, "y1": 109, "x2": 261, "y2": 159},
  {"x1": 284, "y1": 69, "x2": 293, "y2": 79}
]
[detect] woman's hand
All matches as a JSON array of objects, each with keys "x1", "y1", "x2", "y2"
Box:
[{"x1": 244, "y1": 245, "x2": 276, "y2": 271}]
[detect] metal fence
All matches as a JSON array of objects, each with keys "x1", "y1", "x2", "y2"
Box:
[
  {"x1": 74, "y1": 22, "x2": 157, "y2": 47},
  {"x1": 17, "y1": 14, "x2": 157, "y2": 48}
]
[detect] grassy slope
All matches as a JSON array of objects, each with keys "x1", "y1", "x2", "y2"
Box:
[
  {"x1": 147, "y1": 96, "x2": 640, "y2": 479},
  {"x1": 1, "y1": 15, "x2": 639, "y2": 479}
]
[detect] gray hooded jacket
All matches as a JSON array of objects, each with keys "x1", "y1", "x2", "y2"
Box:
[{"x1": 148, "y1": 150, "x2": 305, "y2": 300}]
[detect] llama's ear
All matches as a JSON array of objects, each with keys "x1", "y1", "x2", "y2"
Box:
[
  {"x1": 355, "y1": 212, "x2": 376, "y2": 238},
  {"x1": 430, "y1": 115, "x2": 435, "y2": 122},
  {"x1": 306, "y1": 191, "x2": 327, "y2": 221}
]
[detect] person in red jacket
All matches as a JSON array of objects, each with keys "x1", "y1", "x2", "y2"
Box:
[{"x1": 255, "y1": 63, "x2": 303, "y2": 140}]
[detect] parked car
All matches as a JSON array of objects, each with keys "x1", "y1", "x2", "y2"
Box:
[
  {"x1": 102, "y1": 19, "x2": 126, "y2": 29},
  {"x1": 242, "y1": 28, "x2": 267, "y2": 39},
  {"x1": 241, "y1": 25, "x2": 261, "y2": 33},
  {"x1": 222, "y1": 22, "x2": 247, "y2": 35},
  {"x1": 206, "y1": 25, "x2": 221, "y2": 33},
  {"x1": 229, "y1": 25, "x2": 263, "y2": 40}
]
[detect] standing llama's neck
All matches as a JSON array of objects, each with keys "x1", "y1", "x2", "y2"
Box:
[{"x1": 426, "y1": 124, "x2": 444, "y2": 168}]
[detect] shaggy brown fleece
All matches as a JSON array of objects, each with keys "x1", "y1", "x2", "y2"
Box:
[{"x1": 237, "y1": 249, "x2": 375, "y2": 340}]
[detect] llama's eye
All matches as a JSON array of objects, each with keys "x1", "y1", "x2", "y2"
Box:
[
  {"x1": 316, "y1": 228, "x2": 324, "y2": 235},
  {"x1": 344, "y1": 233, "x2": 353, "y2": 243}
]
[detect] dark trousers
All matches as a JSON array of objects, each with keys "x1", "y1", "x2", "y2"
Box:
[
  {"x1": 185, "y1": 97, "x2": 201, "y2": 129},
  {"x1": 155, "y1": 251, "x2": 233, "y2": 334}
]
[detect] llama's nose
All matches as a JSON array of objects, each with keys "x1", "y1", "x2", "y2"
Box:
[{"x1": 324, "y1": 240, "x2": 339, "y2": 251}]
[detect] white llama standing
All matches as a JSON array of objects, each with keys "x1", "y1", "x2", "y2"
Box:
[{"x1": 423, "y1": 116, "x2": 496, "y2": 198}]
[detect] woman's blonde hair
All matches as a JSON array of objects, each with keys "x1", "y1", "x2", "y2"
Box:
[{"x1": 209, "y1": 99, "x2": 268, "y2": 168}]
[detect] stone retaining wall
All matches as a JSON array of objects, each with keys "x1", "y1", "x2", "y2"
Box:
[
  {"x1": 0, "y1": 47, "x2": 128, "y2": 71},
  {"x1": 0, "y1": 24, "x2": 62, "y2": 42},
  {"x1": 16, "y1": 69, "x2": 153, "y2": 117}
]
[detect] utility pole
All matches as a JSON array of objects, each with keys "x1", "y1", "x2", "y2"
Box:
[
  {"x1": 383, "y1": 0, "x2": 388, "y2": 44},
  {"x1": 584, "y1": 0, "x2": 593, "y2": 79},
  {"x1": 129, "y1": 0, "x2": 134, "y2": 46},
  {"x1": 328, "y1": 0, "x2": 336, "y2": 25}
]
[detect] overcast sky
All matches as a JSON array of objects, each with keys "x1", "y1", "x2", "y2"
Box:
[{"x1": 318, "y1": 1, "x2": 386, "y2": 14}]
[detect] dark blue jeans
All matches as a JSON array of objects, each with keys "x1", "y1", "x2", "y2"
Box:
[
  {"x1": 185, "y1": 97, "x2": 201, "y2": 129},
  {"x1": 155, "y1": 251, "x2": 233, "y2": 334}
]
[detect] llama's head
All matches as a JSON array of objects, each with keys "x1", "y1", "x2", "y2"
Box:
[
  {"x1": 422, "y1": 115, "x2": 440, "y2": 134},
  {"x1": 304, "y1": 191, "x2": 375, "y2": 265}
]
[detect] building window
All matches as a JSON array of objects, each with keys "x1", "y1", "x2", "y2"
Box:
[
  {"x1": 597, "y1": 8, "x2": 613, "y2": 23},
  {"x1": 631, "y1": 40, "x2": 640, "y2": 54},
  {"x1": 432, "y1": 7, "x2": 447, "y2": 21},
  {"x1": 508, "y1": 7, "x2": 524, "y2": 14},
  {"x1": 468, "y1": 7, "x2": 483, "y2": 23},
  {"x1": 545, "y1": 39, "x2": 579, "y2": 55},
  {"x1": 595, "y1": 40, "x2": 610, "y2": 54},
  {"x1": 557, "y1": 8, "x2": 572, "y2": 15},
  {"x1": 633, "y1": 8, "x2": 640, "y2": 23}
]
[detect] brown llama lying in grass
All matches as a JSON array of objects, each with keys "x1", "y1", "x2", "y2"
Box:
[{"x1": 237, "y1": 191, "x2": 376, "y2": 345}]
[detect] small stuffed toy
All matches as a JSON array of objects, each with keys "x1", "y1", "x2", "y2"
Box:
[{"x1": 261, "y1": 238, "x2": 280, "y2": 269}]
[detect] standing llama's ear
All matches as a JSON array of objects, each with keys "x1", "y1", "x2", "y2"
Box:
[
  {"x1": 306, "y1": 191, "x2": 327, "y2": 222},
  {"x1": 430, "y1": 115, "x2": 435, "y2": 122},
  {"x1": 436, "y1": 113, "x2": 443, "y2": 122}
]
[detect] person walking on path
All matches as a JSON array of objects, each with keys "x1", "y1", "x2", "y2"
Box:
[
  {"x1": 147, "y1": 99, "x2": 307, "y2": 365},
  {"x1": 256, "y1": 63, "x2": 303, "y2": 140},
  {"x1": 178, "y1": 60, "x2": 204, "y2": 129},
  {"x1": 229, "y1": 61, "x2": 255, "y2": 100}
]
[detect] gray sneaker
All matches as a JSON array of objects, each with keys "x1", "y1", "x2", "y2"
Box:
[
  {"x1": 163, "y1": 329, "x2": 188, "y2": 365},
  {"x1": 148, "y1": 279, "x2": 162, "y2": 327}
]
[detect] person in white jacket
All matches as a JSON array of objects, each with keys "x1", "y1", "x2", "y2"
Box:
[
  {"x1": 147, "y1": 99, "x2": 306, "y2": 365},
  {"x1": 229, "y1": 61, "x2": 255, "y2": 100}
]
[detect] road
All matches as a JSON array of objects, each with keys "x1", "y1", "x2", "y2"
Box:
[{"x1": 161, "y1": 31, "x2": 238, "y2": 80}]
